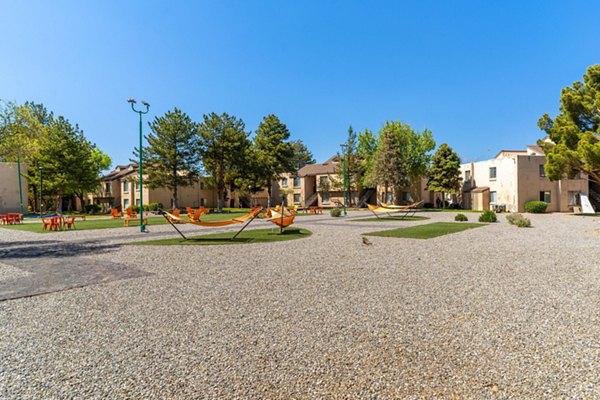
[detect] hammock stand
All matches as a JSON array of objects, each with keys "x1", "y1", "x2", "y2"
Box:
[{"x1": 158, "y1": 207, "x2": 263, "y2": 240}]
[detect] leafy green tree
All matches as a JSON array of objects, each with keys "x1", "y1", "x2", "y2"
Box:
[
  {"x1": 537, "y1": 64, "x2": 600, "y2": 183},
  {"x1": 198, "y1": 112, "x2": 251, "y2": 212},
  {"x1": 332, "y1": 126, "x2": 363, "y2": 205},
  {"x1": 427, "y1": 143, "x2": 462, "y2": 207},
  {"x1": 372, "y1": 121, "x2": 435, "y2": 203},
  {"x1": 36, "y1": 116, "x2": 110, "y2": 212},
  {"x1": 253, "y1": 114, "x2": 295, "y2": 207},
  {"x1": 288, "y1": 139, "x2": 315, "y2": 171},
  {"x1": 134, "y1": 108, "x2": 200, "y2": 209},
  {"x1": 357, "y1": 128, "x2": 377, "y2": 188}
]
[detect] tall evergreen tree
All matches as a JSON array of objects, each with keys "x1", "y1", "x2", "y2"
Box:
[
  {"x1": 332, "y1": 126, "x2": 363, "y2": 205},
  {"x1": 198, "y1": 112, "x2": 250, "y2": 212},
  {"x1": 427, "y1": 143, "x2": 462, "y2": 207},
  {"x1": 537, "y1": 64, "x2": 600, "y2": 183},
  {"x1": 372, "y1": 121, "x2": 435, "y2": 203},
  {"x1": 254, "y1": 114, "x2": 294, "y2": 207},
  {"x1": 134, "y1": 108, "x2": 200, "y2": 209},
  {"x1": 288, "y1": 140, "x2": 315, "y2": 171}
]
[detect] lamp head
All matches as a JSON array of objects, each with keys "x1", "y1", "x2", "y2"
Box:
[
  {"x1": 127, "y1": 98, "x2": 137, "y2": 104},
  {"x1": 141, "y1": 100, "x2": 150, "y2": 108}
]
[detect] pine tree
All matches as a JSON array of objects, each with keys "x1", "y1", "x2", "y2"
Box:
[
  {"x1": 427, "y1": 143, "x2": 462, "y2": 207},
  {"x1": 198, "y1": 112, "x2": 250, "y2": 212},
  {"x1": 254, "y1": 114, "x2": 294, "y2": 207},
  {"x1": 134, "y1": 108, "x2": 200, "y2": 209}
]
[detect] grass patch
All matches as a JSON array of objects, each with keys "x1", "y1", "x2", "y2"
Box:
[
  {"x1": 352, "y1": 216, "x2": 429, "y2": 222},
  {"x1": 129, "y1": 228, "x2": 312, "y2": 245},
  {"x1": 364, "y1": 222, "x2": 486, "y2": 239},
  {"x1": 0, "y1": 213, "x2": 247, "y2": 233}
]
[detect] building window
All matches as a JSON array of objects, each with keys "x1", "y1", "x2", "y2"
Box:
[
  {"x1": 465, "y1": 170, "x2": 471, "y2": 181},
  {"x1": 321, "y1": 193, "x2": 330, "y2": 204},
  {"x1": 319, "y1": 176, "x2": 329, "y2": 187},
  {"x1": 293, "y1": 176, "x2": 301, "y2": 187},
  {"x1": 540, "y1": 191, "x2": 551, "y2": 203},
  {"x1": 402, "y1": 191, "x2": 411, "y2": 202},
  {"x1": 200, "y1": 182, "x2": 205, "y2": 190},
  {"x1": 123, "y1": 181, "x2": 129, "y2": 192},
  {"x1": 489, "y1": 167, "x2": 497, "y2": 180},
  {"x1": 386, "y1": 192, "x2": 393, "y2": 203},
  {"x1": 104, "y1": 182, "x2": 111, "y2": 193},
  {"x1": 568, "y1": 191, "x2": 579, "y2": 206},
  {"x1": 135, "y1": 182, "x2": 139, "y2": 191},
  {"x1": 281, "y1": 178, "x2": 288, "y2": 187},
  {"x1": 293, "y1": 194, "x2": 301, "y2": 203},
  {"x1": 539, "y1": 165, "x2": 546, "y2": 177},
  {"x1": 490, "y1": 191, "x2": 497, "y2": 203},
  {"x1": 200, "y1": 198, "x2": 206, "y2": 206},
  {"x1": 124, "y1": 199, "x2": 130, "y2": 209},
  {"x1": 136, "y1": 199, "x2": 140, "y2": 206}
]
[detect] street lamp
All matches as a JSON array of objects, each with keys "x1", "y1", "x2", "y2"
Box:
[
  {"x1": 38, "y1": 166, "x2": 43, "y2": 218},
  {"x1": 128, "y1": 98, "x2": 150, "y2": 232},
  {"x1": 17, "y1": 153, "x2": 23, "y2": 214},
  {"x1": 340, "y1": 143, "x2": 348, "y2": 216}
]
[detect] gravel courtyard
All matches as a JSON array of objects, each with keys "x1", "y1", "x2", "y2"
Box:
[{"x1": 1, "y1": 212, "x2": 599, "y2": 399}]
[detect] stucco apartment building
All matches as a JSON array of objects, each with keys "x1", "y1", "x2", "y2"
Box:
[
  {"x1": 88, "y1": 163, "x2": 227, "y2": 211},
  {"x1": 460, "y1": 145, "x2": 588, "y2": 212},
  {"x1": 0, "y1": 162, "x2": 29, "y2": 213}
]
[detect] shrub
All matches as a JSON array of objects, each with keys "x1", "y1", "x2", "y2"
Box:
[
  {"x1": 423, "y1": 202, "x2": 434, "y2": 209},
  {"x1": 455, "y1": 213, "x2": 468, "y2": 222},
  {"x1": 148, "y1": 202, "x2": 161, "y2": 211},
  {"x1": 479, "y1": 210, "x2": 497, "y2": 223},
  {"x1": 330, "y1": 208, "x2": 342, "y2": 217},
  {"x1": 448, "y1": 203, "x2": 462, "y2": 210},
  {"x1": 142, "y1": 204, "x2": 150, "y2": 212},
  {"x1": 130, "y1": 204, "x2": 140, "y2": 213},
  {"x1": 84, "y1": 204, "x2": 101, "y2": 214},
  {"x1": 506, "y1": 212, "x2": 531, "y2": 227},
  {"x1": 524, "y1": 201, "x2": 547, "y2": 213}
]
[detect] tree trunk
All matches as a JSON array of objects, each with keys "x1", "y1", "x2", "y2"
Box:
[
  {"x1": 267, "y1": 180, "x2": 272, "y2": 209},
  {"x1": 173, "y1": 185, "x2": 178, "y2": 209}
]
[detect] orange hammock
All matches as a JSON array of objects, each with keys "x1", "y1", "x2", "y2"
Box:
[
  {"x1": 160, "y1": 207, "x2": 263, "y2": 240},
  {"x1": 269, "y1": 209, "x2": 295, "y2": 228}
]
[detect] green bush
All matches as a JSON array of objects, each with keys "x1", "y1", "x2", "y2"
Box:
[
  {"x1": 130, "y1": 204, "x2": 140, "y2": 213},
  {"x1": 142, "y1": 204, "x2": 150, "y2": 212},
  {"x1": 506, "y1": 212, "x2": 531, "y2": 227},
  {"x1": 148, "y1": 202, "x2": 161, "y2": 211},
  {"x1": 330, "y1": 208, "x2": 342, "y2": 217},
  {"x1": 84, "y1": 204, "x2": 101, "y2": 214},
  {"x1": 454, "y1": 213, "x2": 468, "y2": 222},
  {"x1": 479, "y1": 210, "x2": 497, "y2": 223},
  {"x1": 524, "y1": 201, "x2": 547, "y2": 213}
]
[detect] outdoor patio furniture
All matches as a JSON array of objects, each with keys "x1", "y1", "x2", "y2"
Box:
[
  {"x1": 111, "y1": 208, "x2": 122, "y2": 218},
  {"x1": 64, "y1": 216, "x2": 77, "y2": 230},
  {"x1": 124, "y1": 216, "x2": 148, "y2": 227},
  {"x1": 126, "y1": 208, "x2": 137, "y2": 218}
]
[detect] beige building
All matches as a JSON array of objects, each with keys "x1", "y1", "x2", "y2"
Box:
[
  {"x1": 460, "y1": 145, "x2": 588, "y2": 212},
  {"x1": 277, "y1": 156, "x2": 377, "y2": 209},
  {"x1": 89, "y1": 163, "x2": 231, "y2": 211},
  {"x1": 0, "y1": 162, "x2": 29, "y2": 214}
]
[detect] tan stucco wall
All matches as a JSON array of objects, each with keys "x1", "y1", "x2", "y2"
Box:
[
  {"x1": 0, "y1": 162, "x2": 29, "y2": 213},
  {"x1": 120, "y1": 177, "x2": 219, "y2": 210},
  {"x1": 461, "y1": 153, "x2": 589, "y2": 212}
]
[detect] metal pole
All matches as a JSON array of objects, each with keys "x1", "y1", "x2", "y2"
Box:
[
  {"x1": 39, "y1": 167, "x2": 43, "y2": 218},
  {"x1": 17, "y1": 153, "x2": 23, "y2": 214},
  {"x1": 139, "y1": 111, "x2": 144, "y2": 232},
  {"x1": 341, "y1": 143, "x2": 348, "y2": 216},
  {"x1": 128, "y1": 99, "x2": 149, "y2": 232}
]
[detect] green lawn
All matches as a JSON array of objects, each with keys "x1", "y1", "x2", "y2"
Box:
[
  {"x1": 352, "y1": 216, "x2": 429, "y2": 222},
  {"x1": 128, "y1": 228, "x2": 312, "y2": 245},
  {"x1": 1, "y1": 212, "x2": 247, "y2": 233},
  {"x1": 364, "y1": 222, "x2": 486, "y2": 239}
]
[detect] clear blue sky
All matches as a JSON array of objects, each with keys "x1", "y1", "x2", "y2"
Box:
[{"x1": 1, "y1": 1, "x2": 599, "y2": 167}]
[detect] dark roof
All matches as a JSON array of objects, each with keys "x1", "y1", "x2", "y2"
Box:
[
  {"x1": 527, "y1": 145, "x2": 545, "y2": 155},
  {"x1": 102, "y1": 163, "x2": 137, "y2": 181},
  {"x1": 471, "y1": 186, "x2": 490, "y2": 193},
  {"x1": 297, "y1": 156, "x2": 340, "y2": 177}
]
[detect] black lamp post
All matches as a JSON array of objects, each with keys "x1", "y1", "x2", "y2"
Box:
[
  {"x1": 38, "y1": 166, "x2": 43, "y2": 218},
  {"x1": 127, "y1": 98, "x2": 150, "y2": 232}
]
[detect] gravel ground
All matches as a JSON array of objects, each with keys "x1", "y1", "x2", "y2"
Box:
[{"x1": 1, "y1": 211, "x2": 599, "y2": 399}]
